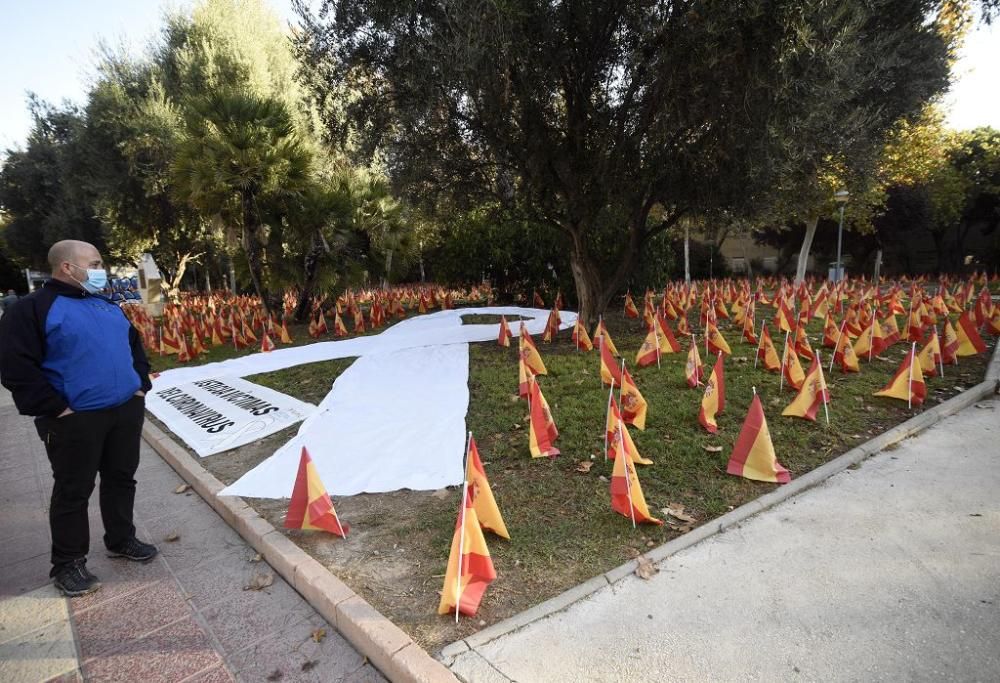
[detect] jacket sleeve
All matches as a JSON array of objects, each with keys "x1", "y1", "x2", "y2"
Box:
[
  {"x1": 128, "y1": 323, "x2": 153, "y2": 393},
  {"x1": 0, "y1": 298, "x2": 69, "y2": 417}
]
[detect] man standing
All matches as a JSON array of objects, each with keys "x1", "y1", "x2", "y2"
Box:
[
  {"x1": 0, "y1": 240, "x2": 158, "y2": 597},
  {"x1": 1, "y1": 288, "x2": 19, "y2": 317}
]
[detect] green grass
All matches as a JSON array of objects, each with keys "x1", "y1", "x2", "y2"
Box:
[
  {"x1": 143, "y1": 297, "x2": 996, "y2": 648},
  {"x1": 462, "y1": 314, "x2": 527, "y2": 325}
]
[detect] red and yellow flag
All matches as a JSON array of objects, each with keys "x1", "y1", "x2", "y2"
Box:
[
  {"x1": 466, "y1": 437, "x2": 509, "y2": 539},
  {"x1": 606, "y1": 397, "x2": 652, "y2": 465},
  {"x1": 782, "y1": 355, "x2": 829, "y2": 421},
  {"x1": 705, "y1": 321, "x2": 731, "y2": 356},
  {"x1": 698, "y1": 352, "x2": 726, "y2": 433},
  {"x1": 685, "y1": 337, "x2": 703, "y2": 388},
  {"x1": 600, "y1": 335, "x2": 623, "y2": 387},
  {"x1": 260, "y1": 331, "x2": 276, "y2": 353},
  {"x1": 956, "y1": 311, "x2": 987, "y2": 356},
  {"x1": 635, "y1": 327, "x2": 662, "y2": 367},
  {"x1": 874, "y1": 345, "x2": 926, "y2": 406},
  {"x1": 333, "y1": 311, "x2": 348, "y2": 337},
  {"x1": 757, "y1": 323, "x2": 781, "y2": 372},
  {"x1": 518, "y1": 325, "x2": 548, "y2": 396},
  {"x1": 498, "y1": 315, "x2": 513, "y2": 348},
  {"x1": 572, "y1": 319, "x2": 593, "y2": 351},
  {"x1": 727, "y1": 393, "x2": 791, "y2": 484},
  {"x1": 285, "y1": 447, "x2": 349, "y2": 537},
  {"x1": 624, "y1": 292, "x2": 639, "y2": 319},
  {"x1": 793, "y1": 324, "x2": 813, "y2": 360},
  {"x1": 917, "y1": 328, "x2": 942, "y2": 377},
  {"x1": 781, "y1": 336, "x2": 805, "y2": 390},
  {"x1": 279, "y1": 320, "x2": 293, "y2": 344},
  {"x1": 593, "y1": 319, "x2": 620, "y2": 356},
  {"x1": 528, "y1": 378, "x2": 560, "y2": 458},
  {"x1": 437, "y1": 484, "x2": 496, "y2": 617},
  {"x1": 941, "y1": 318, "x2": 960, "y2": 364},
  {"x1": 610, "y1": 421, "x2": 662, "y2": 526},
  {"x1": 619, "y1": 367, "x2": 648, "y2": 430}
]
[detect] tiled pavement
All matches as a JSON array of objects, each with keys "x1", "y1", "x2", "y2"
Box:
[{"x1": 0, "y1": 387, "x2": 385, "y2": 683}]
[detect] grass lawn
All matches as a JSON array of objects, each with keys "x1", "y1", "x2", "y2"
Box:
[{"x1": 142, "y1": 296, "x2": 997, "y2": 651}]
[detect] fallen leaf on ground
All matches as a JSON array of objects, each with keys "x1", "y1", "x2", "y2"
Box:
[
  {"x1": 974, "y1": 403, "x2": 994, "y2": 410},
  {"x1": 173, "y1": 484, "x2": 190, "y2": 494},
  {"x1": 250, "y1": 553, "x2": 262, "y2": 562},
  {"x1": 575, "y1": 461, "x2": 593, "y2": 473},
  {"x1": 266, "y1": 670, "x2": 282, "y2": 682},
  {"x1": 245, "y1": 572, "x2": 275, "y2": 591},
  {"x1": 635, "y1": 556, "x2": 658, "y2": 580},
  {"x1": 301, "y1": 661, "x2": 318, "y2": 672},
  {"x1": 311, "y1": 628, "x2": 326, "y2": 643},
  {"x1": 662, "y1": 503, "x2": 697, "y2": 523},
  {"x1": 512, "y1": 423, "x2": 522, "y2": 430},
  {"x1": 164, "y1": 532, "x2": 180, "y2": 543},
  {"x1": 702, "y1": 445, "x2": 723, "y2": 453}
]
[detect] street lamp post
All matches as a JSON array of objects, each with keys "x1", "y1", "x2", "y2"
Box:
[{"x1": 833, "y1": 190, "x2": 850, "y2": 282}]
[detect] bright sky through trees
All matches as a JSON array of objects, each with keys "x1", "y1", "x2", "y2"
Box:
[{"x1": 0, "y1": 0, "x2": 995, "y2": 154}]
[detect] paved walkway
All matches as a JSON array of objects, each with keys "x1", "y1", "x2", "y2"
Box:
[
  {"x1": 449, "y1": 398, "x2": 1000, "y2": 682},
  {"x1": 0, "y1": 387, "x2": 384, "y2": 683}
]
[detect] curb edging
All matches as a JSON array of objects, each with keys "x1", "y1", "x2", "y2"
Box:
[
  {"x1": 141, "y1": 422, "x2": 458, "y2": 683},
  {"x1": 440, "y1": 339, "x2": 1000, "y2": 662}
]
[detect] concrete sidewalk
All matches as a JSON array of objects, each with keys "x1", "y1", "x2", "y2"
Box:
[
  {"x1": 448, "y1": 398, "x2": 1000, "y2": 682},
  {"x1": 0, "y1": 387, "x2": 385, "y2": 683}
]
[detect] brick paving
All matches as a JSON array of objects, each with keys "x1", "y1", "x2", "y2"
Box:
[{"x1": 0, "y1": 387, "x2": 385, "y2": 682}]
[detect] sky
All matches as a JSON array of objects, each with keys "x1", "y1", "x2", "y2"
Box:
[{"x1": 0, "y1": 2, "x2": 997, "y2": 153}]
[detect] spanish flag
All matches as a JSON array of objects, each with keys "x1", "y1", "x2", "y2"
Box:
[
  {"x1": 793, "y1": 324, "x2": 813, "y2": 360},
  {"x1": 285, "y1": 447, "x2": 349, "y2": 537},
  {"x1": 353, "y1": 308, "x2": 366, "y2": 333},
  {"x1": 882, "y1": 313, "x2": 901, "y2": 346},
  {"x1": 853, "y1": 318, "x2": 886, "y2": 361},
  {"x1": 606, "y1": 396, "x2": 652, "y2": 464},
  {"x1": 315, "y1": 310, "x2": 329, "y2": 336},
  {"x1": 706, "y1": 321, "x2": 731, "y2": 356},
  {"x1": 528, "y1": 378, "x2": 560, "y2": 458},
  {"x1": 727, "y1": 393, "x2": 791, "y2": 484},
  {"x1": 519, "y1": 324, "x2": 548, "y2": 376},
  {"x1": 279, "y1": 320, "x2": 293, "y2": 344},
  {"x1": 874, "y1": 344, "x2": 926, "y2": 407},
  {"x1": 542, "y1": 308, "x2": 561, "y2": 342},
  {"x1": 160, "y1": 325, "x2": 182, "y2": 355},
  {"x1": 572, "y1": 318, "x2": 593, "y2": 351},
  {"x1": 466, "y1": 437, "x2": 509, "y2": 539},
  {"x1": 780, "y1": 335, "x2": 805, "y2": 390},
  {"x1": 822, "y1": 314, "x2": 840, "y2": 348},
  {"x1": 757, "y1": 323, "x2": 781, "y2": 372},
  {"x1": 742, "y1": 315, "x2": 759, "y2": 345},
  {"x1": 533, "y1": 290, "x2": 546, "y2": 308},
  {"x1": 260, "y1": 331, "x2": 276, "y2": 353},
  {"x1": 437, "y1": 483, "x2": 496, "y2": 617},
  {"x1": 211, "y1": 317, "x2": 225, "y2": 347},
  {"x1": 624, "y1": 292, "x2": 639, "y2": 319},
  {"x1": 619, "y1": 367, "x2": 648, "y2": 430},
  {"x1": 987, "y1": 306, "x2": 1000, "y2": 336},
  {"x1": 956, "y1": 312, "x2": 987, "y2": 356},
  {"x1": 333, "y1": 311, "x2": 348, "y2": 337},
  {"x1": 593, "y1": 318, "x2": 620, "y2": 357},
  {"x1": 782, "y1": 354, "x2": 829, "y2": 422},
  {"x1": 685, "y1": 336, "x2": 704, "y2": 388},
  {"x1": 600, "y1": 335, "x2": 624, "y2": 387},
  {"x1": 609, "y1": 420, "x2": 662, "y2": 526},
  {"x1": 498, "y1": 315, "x2": 513, "y2": 348},
  {"x1": 941, "y1": 318, "x2": 960, "y2": 364},
  {"x1": 654, "y1": 313, "x2": 682, "y2": 353},
  {"x1": 635, "y1": 328, "x2": 662, "y2": 368},
  {"x1": 698, "y1": 353, "x2": 726, "y2": 433},
  {"x1": 917, "y1": 328, "x2": 942, "y2": 377}
]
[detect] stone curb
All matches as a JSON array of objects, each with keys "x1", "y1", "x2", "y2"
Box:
[
  {"x1": 438, "y1": 338, "x2": 1000, "y2": 662},
  {"x1": 141, "y1": 422, "x2": 458, "y2": 683}
]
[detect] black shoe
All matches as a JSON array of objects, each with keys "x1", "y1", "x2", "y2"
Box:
[
  {"x1": 53, "y1": 559, "x2": 101, "y2": 597},
  {"x1": 107, "y1": 537, "x2": 158, "y2": 563}
]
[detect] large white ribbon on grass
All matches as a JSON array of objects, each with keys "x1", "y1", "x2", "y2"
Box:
[{"x1": 147, "y1": 307, "x2": 576, "y2": 497}]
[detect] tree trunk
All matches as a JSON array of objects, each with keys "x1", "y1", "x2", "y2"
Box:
[
  {"x1": 684, "y1": 225, "x2": 691, "y2": 283},
  {"x1": 162, "y1": 251, "x2": 199, "y2": 303},
  {"x1": 241, "y1": 201, "x2": 272, "y2": 317},
  {"x1": 794, "y1": 216, "x2": 819, "y2": 284},
  {"x1": 294, "y1": 232, "x2": 325, "y2": 322}
]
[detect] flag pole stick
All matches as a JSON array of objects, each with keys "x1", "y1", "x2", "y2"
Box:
[
  {"x1": 907, "y1": 342, "x2": 916, "y2": 410},
  {"x1": 617, "y1": 418, "x2": 636, "y2": 529},
  {"x1": 653, "y1": 320, "x2": 661, "y2": 368},
  {"x1": 454, "y1": 468, "x2": 469, "y2": 624},
  {"x1": 816, "y1": 351, "x2": 830, "y2": 426},
  {"x1": 937, "y1": 325, "x2": 944, "y2": 378},
  {"x1": 618, "y1": 359, "x2": 626, "y2": 404},
  {"x1": 604, "y1": 387, "x2": 614, "y2": 461},
  {"x1": 754, "y1": 321, "x2": 765, "y2": 368},
  {"x1": 597, "y1": 316, "x2": 604, "y2": 387},
  {"x1": 830, "y1": 320, "x2": 846, "y2": 374},
  {"x1": 780, "y1": 331, "x2": 789, "y2": 392}
]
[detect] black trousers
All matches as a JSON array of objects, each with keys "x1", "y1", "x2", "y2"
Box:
[{"x1": 35, "y1": 395, "x2": 145, "y2": 575}]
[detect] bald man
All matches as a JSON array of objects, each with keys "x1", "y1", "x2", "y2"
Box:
[{"x1": 0, "y1": 240, "x2": 157, "y2": 597}]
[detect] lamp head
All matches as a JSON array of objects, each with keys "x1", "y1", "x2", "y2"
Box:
[{"x1": 833, "y1": 190, "x2": 850, "y2": 204}]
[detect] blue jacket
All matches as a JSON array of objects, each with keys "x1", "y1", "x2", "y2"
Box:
[{"x1": 0, "y1": 279, "x2": 152, "y2": 416}]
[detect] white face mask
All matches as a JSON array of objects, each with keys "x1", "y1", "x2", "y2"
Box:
[{"x1": 68, "y1": 263, "x2": 108, "y2": 294}]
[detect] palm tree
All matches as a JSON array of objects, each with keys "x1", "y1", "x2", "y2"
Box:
[{"x1": 173, "y1": 88, "x2": 311, "y2": 314}]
